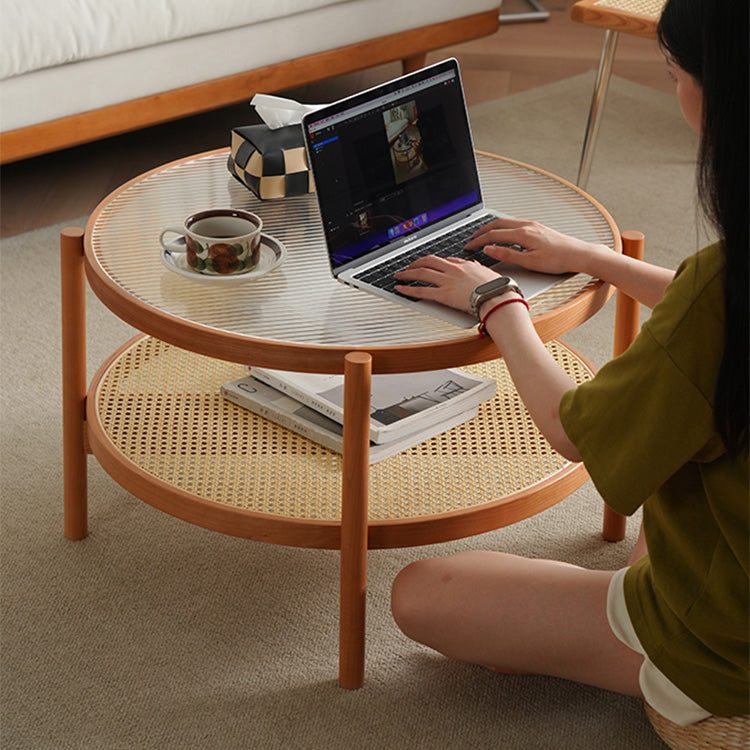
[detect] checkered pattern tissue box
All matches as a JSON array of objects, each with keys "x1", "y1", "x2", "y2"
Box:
[{"x1": 227, "y1": 124, "x2": 313, "y2": 200}]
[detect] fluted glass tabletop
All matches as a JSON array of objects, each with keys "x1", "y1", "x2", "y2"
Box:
[{"x1": 86, "y1": 149, "x2": 618, "y2": 359}]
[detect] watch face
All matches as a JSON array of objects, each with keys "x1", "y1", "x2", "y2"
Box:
[
  {"x1": 471, "y1": 276, "x2": 514, "y2": 320},
  {"x1": 479, "y1": 276, "x2": 510, "y2": 293}
]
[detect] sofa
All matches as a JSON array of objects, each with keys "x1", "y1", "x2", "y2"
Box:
[{"x1": 0, "y1": 0, "x2": 501, "y2": 164}]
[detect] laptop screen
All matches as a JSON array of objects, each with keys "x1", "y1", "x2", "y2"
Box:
[{"x1": 302, "y1": 59, "x2": 482, "y2": 270}]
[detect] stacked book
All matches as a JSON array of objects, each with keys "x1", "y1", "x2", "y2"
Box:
[{"x1": 221, "y1": 365, "x2": 497, "y2": 465}]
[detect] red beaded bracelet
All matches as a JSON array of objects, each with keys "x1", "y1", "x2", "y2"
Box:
[{"x1": 477, "y1": 296, "x2": 530, "y2": 337}]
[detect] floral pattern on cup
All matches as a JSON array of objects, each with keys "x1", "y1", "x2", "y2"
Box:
[
  {"x1": 160, "y1": 208, "x2": 263, "y2": 276},
  {"x1": 186, "y1": 238, "x2": 261, "y2": 275}
]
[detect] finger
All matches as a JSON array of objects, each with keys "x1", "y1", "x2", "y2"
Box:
[
  {"x1": 393, "y1": 283, "x2": 439, "y2": 300},
  {"x1": 394, "y1": 265, "x2": 449, "y2": 286},
  {"x1": 472, "y1": 217, "x2": 530, "y2": 238},
  {"x1": 464, "y1": 230, "x2": 524, "y2": 251},
  {"x1": 402, "y1": 254, "x2": 464, "y2": 271},
  {"x1": 482, "y1": 243, "x2": 526, "y2": 263}
]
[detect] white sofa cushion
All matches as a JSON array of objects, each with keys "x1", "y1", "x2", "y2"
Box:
[
  {"x1": 0, "y1": 0, "x2": 500, "y2": 132},
  {"x1": 1, "y1": 0, "x2": 345, "y2": 78}
]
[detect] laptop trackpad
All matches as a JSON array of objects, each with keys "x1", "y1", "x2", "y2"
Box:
[{"x1": 491, "y1": 261, "x2": 570, "y2": 300}]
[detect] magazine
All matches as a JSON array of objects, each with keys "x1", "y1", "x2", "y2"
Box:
[
  {"x1": 247, "y1": 365, "x2": 496, "y2": 444},
  {"x1": 221, "y1": 375, "x2": 479, "y2": 464}
]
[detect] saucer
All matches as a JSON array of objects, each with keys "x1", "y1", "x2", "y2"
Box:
[{"x1": 160, "y1": 233, "x2": 287, "y2": 285}]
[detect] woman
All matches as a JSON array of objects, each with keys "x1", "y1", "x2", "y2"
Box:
[{"x1": 389, "y1": 0, "x2": 748, "y2": 724}]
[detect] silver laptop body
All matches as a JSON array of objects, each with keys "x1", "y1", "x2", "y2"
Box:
[{"x1": 301, "y1": 58, "x2": 561, "y2": 327}]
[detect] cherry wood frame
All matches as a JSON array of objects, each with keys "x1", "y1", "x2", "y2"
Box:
[
  {"x1": 61, "y1": 151, "x2": 642, "y2": 690},
  {"x1": 571, "y1": 0, "x2": 661, "y2": 38}
]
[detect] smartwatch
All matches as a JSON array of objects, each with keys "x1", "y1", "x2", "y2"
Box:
[{"x1": 469, "y1": 276, "x2": 523, "y2": 321}]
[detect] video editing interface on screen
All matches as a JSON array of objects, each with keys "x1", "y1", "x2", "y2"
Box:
[{"x1": 305, "y1": 68, "x2": 480, "y2": 268}]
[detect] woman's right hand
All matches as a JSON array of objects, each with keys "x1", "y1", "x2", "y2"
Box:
[{"x1": 463, "y1": 217, "x2": 608, "y2": 276}]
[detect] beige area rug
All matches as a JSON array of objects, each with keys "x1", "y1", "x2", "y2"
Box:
[{"x1": 1, "y1": 73, "x2": 702, "y2": 749}]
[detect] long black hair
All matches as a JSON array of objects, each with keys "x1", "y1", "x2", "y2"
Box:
[{"x1": 658, "y1": 0, "x2": 749, "y2": 457}]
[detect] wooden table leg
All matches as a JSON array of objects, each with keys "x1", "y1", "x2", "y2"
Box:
[
  {"x1": 603, "y1": 230, "x2": 645, "y2": 542},
  {"x1": 60, "y1": 228, "x2": 88, "y2": 540},
  {"x1": 339, "y1": 352, "x2": 372, "y2": 689},
  {"x1": 402, "y1": 54, "x2": 427, "y2": 74}
]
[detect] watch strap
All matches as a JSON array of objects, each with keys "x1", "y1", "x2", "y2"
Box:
[{"x1": 470, "y1": 279, "x2": 523, "y2": 321}]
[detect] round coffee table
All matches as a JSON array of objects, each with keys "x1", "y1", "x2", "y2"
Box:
[{"x1": 62, "y1": 148, "x2": 626, "y2": 688}]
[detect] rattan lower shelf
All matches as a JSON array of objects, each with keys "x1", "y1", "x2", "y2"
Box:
[{"x1": 86, "y1": 334, "x2": 594, "y2": 550}]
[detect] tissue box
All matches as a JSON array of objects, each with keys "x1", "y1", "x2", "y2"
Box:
[{"x1": 227, "y1": 124, "x2": 312, "y2": 200}]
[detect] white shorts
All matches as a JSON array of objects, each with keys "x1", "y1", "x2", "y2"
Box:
[{"x1": 607, "y1": 567, "x2": 712, "y2": 727}]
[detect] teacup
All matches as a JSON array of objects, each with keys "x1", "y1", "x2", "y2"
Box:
[{"x1": 160, "y1": 209, "x2": 263, "y2": 275}]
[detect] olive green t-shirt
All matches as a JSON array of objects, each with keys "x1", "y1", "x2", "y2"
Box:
[{"x1": 560, "y1": 242, "x2": 749, "y2": 716}]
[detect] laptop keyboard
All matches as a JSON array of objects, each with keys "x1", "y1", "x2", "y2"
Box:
[{"x1": 352, "y1": 216, "x2": 499, "y2": 297}]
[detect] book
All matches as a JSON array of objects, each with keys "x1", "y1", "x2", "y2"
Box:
[
  {"x1": 221, "y1": 375, "x2": 479, "y2": 465},
  {"x1": 247, "y1": 365, "x2": 496, "y2": 444}
]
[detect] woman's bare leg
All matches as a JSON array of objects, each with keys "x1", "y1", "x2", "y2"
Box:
[{"x1": 391, "y1": 550, "x2": 643, "y2": 696}]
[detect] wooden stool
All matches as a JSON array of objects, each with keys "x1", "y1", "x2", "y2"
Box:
[{"x1": 571, "y1": 0, "x2": 666, "y2": 188}]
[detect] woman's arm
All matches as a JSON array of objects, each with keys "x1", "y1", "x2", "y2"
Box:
[
  {"x1": 478, "y1": 296, "x2": 582, "y2": 461},
  {"x1": 394, "y1": 218, "x2": 676, "y2": 457},
  {"x1": 465, "y1": 218, "x2": 674, "y2": 308},
  {"x1": 394, "y1": 255, "x2": 581, "y2": 459}
]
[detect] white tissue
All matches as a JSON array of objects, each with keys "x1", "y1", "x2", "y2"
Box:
[{"x1": 251, "y1": 94, "x2": 324, "y2": 129}]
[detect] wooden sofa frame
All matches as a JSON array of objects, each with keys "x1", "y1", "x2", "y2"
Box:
[{"x1": 0, "y1": 11, "x2": 499, "y2": 164}]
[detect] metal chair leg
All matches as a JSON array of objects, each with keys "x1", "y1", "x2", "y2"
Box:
[
  {"x1": 577, "y1": 29, "x2": 619, "y2": 189},
  {"x1": 500, "y1": 0, "x2": 550, "y2": 24}
]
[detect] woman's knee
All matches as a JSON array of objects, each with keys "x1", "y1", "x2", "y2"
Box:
[
  {"x1": 391, "y1": 558, "x2": 437, "y2": 640},
  {"x1": 390, "y1": 551, "x2": 493, "y2": 641}
]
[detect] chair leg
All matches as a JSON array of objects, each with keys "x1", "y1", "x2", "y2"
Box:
[
  {"x1": 500, "y1": 0, "x2": 550, "y2": 24},
  {"x1": 603, "y1": 230, "x2": 645, "y2": 542},
  {"x1": 339, "y1": 352, "x2": 372, "y2": 689},
  {"x1": 60, "y1": 228, "x2": 89, "y2": 541},
  {"x1": 577, "y1": 29, "x2": 619, "y2": 190}
]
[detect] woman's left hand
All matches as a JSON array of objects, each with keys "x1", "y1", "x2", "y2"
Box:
[{"x1": 394, "y1": 255, "x2": 502, "y2": 314}]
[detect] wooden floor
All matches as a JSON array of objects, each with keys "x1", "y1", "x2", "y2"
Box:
[{"x1": 0, "y1": 0, "x2": 671, "y2": 237}]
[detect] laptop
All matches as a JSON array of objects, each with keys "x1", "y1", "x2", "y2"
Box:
[{"x1": 301, "y1": 58, "x2": 563, "y2": 327}]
